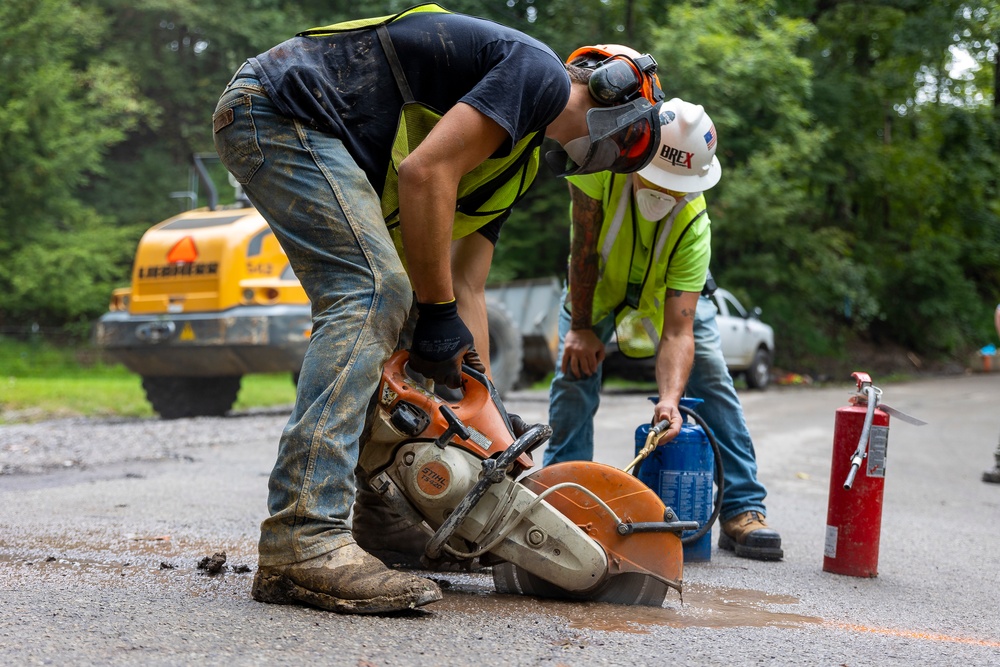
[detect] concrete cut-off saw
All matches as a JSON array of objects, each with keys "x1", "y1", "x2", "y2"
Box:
[{"x1": 358, "y1": 351, "x2": 699, "y2": 606}]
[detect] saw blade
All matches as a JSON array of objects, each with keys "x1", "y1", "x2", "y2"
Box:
[{"x1": 492, "y1": 562, "x2": 669, "y2": 607}]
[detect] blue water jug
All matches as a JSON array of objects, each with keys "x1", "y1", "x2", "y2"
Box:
[{"x1": 634, "y1": 396, "x2": 715, "y2": 562}]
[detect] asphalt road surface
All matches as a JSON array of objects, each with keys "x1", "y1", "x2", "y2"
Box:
[{"x1": 2, "y1": 372, "x2": 999, "y2": 666}]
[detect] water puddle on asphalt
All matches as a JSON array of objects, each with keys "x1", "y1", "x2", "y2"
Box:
[{"x1": 431, "y1": 575, "x2": 821, "y2": 633}]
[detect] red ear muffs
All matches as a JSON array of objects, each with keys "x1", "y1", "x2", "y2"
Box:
[
  {"x1": 567, "y1": 48, "x2": 665, "y2": 106},
  {"x1": 588, "y1": 57, "x2": 643, "y2": 105}
]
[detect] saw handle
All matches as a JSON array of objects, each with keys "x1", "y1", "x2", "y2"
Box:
[
  {"x1": 617, "y1": 520, "x2": 700, "y2": 535},
  {"x1": 424, "y1": 423, "x2": 552, "y2": 560}
]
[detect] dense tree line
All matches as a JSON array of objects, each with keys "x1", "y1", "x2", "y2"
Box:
[{"x1": 1, "y1": 0, "x2": 998, "y2": 371}]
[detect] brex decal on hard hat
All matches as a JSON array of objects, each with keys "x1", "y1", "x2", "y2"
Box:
[{"x1": 545, "y1": 98, "x2": 662, "y2": 177}]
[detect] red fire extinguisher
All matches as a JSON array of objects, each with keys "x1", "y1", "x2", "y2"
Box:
[{"x1": 823, "y1": 372, "x2": 925, "y2": 577}]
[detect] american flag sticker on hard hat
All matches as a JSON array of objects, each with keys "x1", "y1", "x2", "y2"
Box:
[{"x1": 704, "y1": 125, "x2": 717, "y2": 150}]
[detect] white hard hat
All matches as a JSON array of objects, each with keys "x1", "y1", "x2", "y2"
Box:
[{"x1": 637, "y1": 98, "x2": 722, "y2": 192}]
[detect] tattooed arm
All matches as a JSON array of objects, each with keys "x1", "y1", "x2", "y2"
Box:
[
  {"x1": 562, "y1": 183, "x2": 606, "y2": 378},
  {"x1": 651, "y1": 288, "x2": 700, "y2": 443}
]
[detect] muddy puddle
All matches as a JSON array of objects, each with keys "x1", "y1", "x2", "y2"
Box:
[{"x1": 430, "y1": 573, "x2": 821, "y2": 633}]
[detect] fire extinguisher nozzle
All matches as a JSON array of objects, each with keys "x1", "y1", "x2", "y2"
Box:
[{"x1": 844, "y1": 463, "x2": 860, "y2": 490}]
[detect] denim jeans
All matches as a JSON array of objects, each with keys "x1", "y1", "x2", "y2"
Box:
[
  {"x1": 213, "y1": 66, "x2": 412, "y2": 566},
  {"x1": 545, "y1": 293, "x2": 768, "y2": 521},
  {"x1": 686, "y1": 295, "x2": 768, "y2": 521}
]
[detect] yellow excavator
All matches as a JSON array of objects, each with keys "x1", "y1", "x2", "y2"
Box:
[
  {"x1": 94, "y1": 155, "x2": 553, "y2": 418},
  {"x1": 93, "y1": 155, "x2": 312, "y2": 418}
]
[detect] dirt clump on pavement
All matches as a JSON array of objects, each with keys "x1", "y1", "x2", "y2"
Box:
[{"x1": 196, "y1": 551, "x2": 227, "y2": 574}]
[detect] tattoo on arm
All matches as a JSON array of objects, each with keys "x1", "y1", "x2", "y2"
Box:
[
  {"x1": 568, "y1": 186, "x2": 603, "y2": 330},
  {"x1": 664, "y1": 290, "x2": 695, "y2": 320}
]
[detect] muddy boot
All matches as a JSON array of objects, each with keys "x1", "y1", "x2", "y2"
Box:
[
  {"x1": 983, "y1": 439, "x2": 1000, "y2": 484},
  {"x1": 251, "y1": 541, "x2": 441, "y2": 614},
  {"x1": 719, "y1": 510, "x2": 784, "y2": 561},
  {"x1": 352, "y1": 485, "x2": 433, "y2": 570}
]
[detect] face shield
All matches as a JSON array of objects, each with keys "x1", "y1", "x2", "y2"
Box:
[{"x1": 545, "y1": 98, "x2": 661, "y2": 177}]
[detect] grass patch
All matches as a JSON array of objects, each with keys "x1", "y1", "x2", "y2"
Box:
[
  {"x1": 0, "y1": 336, "x2": 296, "y2": 423},
  {"x1": 233, "y1": 374, "x2": 297, "y2": 412}
]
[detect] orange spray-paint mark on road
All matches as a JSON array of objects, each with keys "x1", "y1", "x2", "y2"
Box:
[{"x1": 827, "y1": 621, "x2": 1000, "y2": 648}]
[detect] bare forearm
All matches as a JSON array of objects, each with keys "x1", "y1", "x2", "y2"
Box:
[
  {"x1": 568, "y1": 185, "x2": 603, "y2": 330},
  {"x1": 655, "y1": 333, "x2": 694, "y2": 406},
  {"x1": 399, "y1": 176, "x2": 457, "y2": 304},
  {"x1": 452, "y1": 234, "x2": 494, "y2": 375},
  {"x1": 655, "y1": 289, "x2": 699, "y2": 405}
]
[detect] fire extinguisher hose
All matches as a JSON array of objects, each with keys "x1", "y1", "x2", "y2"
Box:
[
  {"x1": 843, "y1": 385, "x2": 879, "y2": 490},
  {"x1": 630, "y1": 405, "x2": 725, "y2": 546}
]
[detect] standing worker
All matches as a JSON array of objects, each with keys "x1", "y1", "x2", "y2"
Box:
[
  {"x1": 543, "y1": 56, "x2": 782, "y2": 559},
  {"x1": 983, "y1": 303, "x2": 1000, "y2": 484},
  {"x1": 213, "y1": 5, "x2": 664, "y2": 614},
  {"x1": 686, "y1": 277, "x2": 783, "y2": 559}
]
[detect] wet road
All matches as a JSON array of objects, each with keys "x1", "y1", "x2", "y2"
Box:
[{"x1": 2, "y1": 372, "x2": 999, "y2": 665}]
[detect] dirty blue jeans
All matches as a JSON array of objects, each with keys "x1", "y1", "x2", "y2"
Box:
[
  {"x1": 213, "y1": 65, "x2": 412, "y2": 567},
  {"x1": 545, "y1": 294, "x2": 768, "y2": 521},
  {"x1": 686, "y1": 295, "x2": 768, "y2": 521}
]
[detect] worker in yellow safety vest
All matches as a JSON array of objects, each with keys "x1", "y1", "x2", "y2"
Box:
[
  {"x1": 545, "y1": 84, "x2": 783, "y2": 560},
  {"x1": 213, "y1": 6, "x2": 666, "y2": 614}
]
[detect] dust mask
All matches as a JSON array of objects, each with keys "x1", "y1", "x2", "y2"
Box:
[
  {"x1": 562, "y1": 136, "x2": 592, "y2": 169},
  {"x1": 635, "y1": 188, "x2": 676, "y2": 221}
]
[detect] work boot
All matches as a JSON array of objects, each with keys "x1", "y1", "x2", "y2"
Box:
[
  {"x1": 251, "y1": 541, "x2": 442, "y2": 614},
  {"x1": 352, "y1": 485, "x2": 431, "y2": 570},
  {"x1": 719, "y1": 510, "x2": 784, "y2": 561},
  {"x1": 983, "y1": 441, "x2": 1000, "y2": 483}
]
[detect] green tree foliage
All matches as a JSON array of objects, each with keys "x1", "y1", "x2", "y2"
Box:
[
  {"x1": 644, "y1": 0, "x2": 860, "y2": 364},
  {"x1": 1, "y1": 0, "x2": 998, "y2": 371},
  {"x1": 0, "y1": 0, "x2": 149, "y2": 328},
  {"x1": 786, "y1": 0, "x2": 1000, "y2": 356}
]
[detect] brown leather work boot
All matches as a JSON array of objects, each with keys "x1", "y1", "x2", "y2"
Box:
[
  {"x1": 251, "y1": 541, "x2": 441, "y2": 614},
  {"x1": 719, "y1": 510, "x2": 784, "y2": 561},
  {"x1": 983, "y1": 441, "x2": 1000, "y2": 483}
]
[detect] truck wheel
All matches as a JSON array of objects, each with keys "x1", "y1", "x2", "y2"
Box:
[
  {"x1": 745, "y1": 347, "x2": 771, "y2": 390},
  {"x1": 485, "y1": 298, "x2": 523, "y2": 397},
  {"x1": 141, "y1": 376, "x2": 242, "y2": 419}
]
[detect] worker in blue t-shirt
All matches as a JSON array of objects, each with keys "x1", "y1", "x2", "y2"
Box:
[{"x1": 213, "y1": 5, "x2": 665, "y2": 614}]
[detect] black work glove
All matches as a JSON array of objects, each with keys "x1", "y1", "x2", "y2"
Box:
[
  {"x1": 409, "y1": 300, "x2": 476, "y2": 389},
  {"x1": 507, "y1": 413, "x2": 533, "y2": 438},
  {"x1": 462, "y1": 347, "x2": 487, "y2": 374}
]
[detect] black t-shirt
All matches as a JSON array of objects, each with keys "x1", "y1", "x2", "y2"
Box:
[{"x1": 250, "y1": 11, "x2": 570, "y2": 202}]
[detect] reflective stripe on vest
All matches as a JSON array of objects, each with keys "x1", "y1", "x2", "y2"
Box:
[{"x1": 584, "y1": 174, "x2": 708, "y2": 358}]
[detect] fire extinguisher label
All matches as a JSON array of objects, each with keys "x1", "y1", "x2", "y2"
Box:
[
  {"x1": 866, "y1": 425, "x2": 890, "y2": 478},
  {"x1": 824, "y1": 525, "x2": 838, "y2": 558}
]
